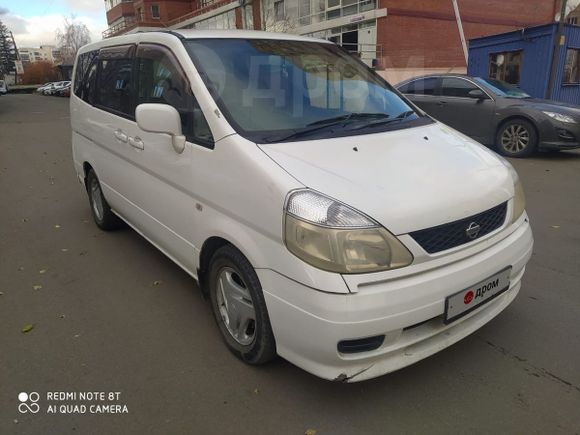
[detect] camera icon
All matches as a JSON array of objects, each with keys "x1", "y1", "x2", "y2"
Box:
[{"x1": 18, "y1": 392, "x2": 40, "y2": 414}]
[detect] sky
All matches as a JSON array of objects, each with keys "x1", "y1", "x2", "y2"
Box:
[
  {"x1": 2, "y1": 0, "x2": 580, "y2": 49},
  {"x1": 0, "y1": 0, "x2": 108, "y2": 48}
]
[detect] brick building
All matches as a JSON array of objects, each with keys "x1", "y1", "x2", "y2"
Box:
[{"x1": 103, "y1": 0, "x2": 560, "y2": 81}]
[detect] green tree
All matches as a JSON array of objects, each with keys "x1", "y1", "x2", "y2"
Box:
[{"x1": 0, "y1": 19, "x2": 17, "y2": 77}]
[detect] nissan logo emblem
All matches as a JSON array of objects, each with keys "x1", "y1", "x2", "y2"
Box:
[{"x1": 466, "y1": 222, "x2": 481, "y2": 240}]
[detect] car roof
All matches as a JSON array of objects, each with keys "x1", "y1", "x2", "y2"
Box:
[
  {"x1": 396, "y1": 73, "x2": 480, "y2": 87},
  {"x1": 79, "y1": 29, "x2": 330, "y2": 54},
  {"x1": 172, "y1": 29, "x2": 329, "y2": 43}
]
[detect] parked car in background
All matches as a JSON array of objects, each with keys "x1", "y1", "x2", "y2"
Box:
[
  {"x1": 56, "y1": 83, "x2": 71, "y2": 97},
  {"x1": 37, "y1": 82, "x2": 56, "y2": 94},
  {"x1": 71, "y1": 31, "x2": 533, "y2": 382},
  {"x1": 396, "y1": 74, "x2": 580, "y2": 157},
  {"x1": 41, "y1": 81, "x2": 70, "y2": 96},
  {"x1": 0, "y1": 80, "x2": 7, "y2": 95}
]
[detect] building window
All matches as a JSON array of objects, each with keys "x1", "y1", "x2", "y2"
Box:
[
  {"x1": 489, "y1": 50, "x2": 522, "y2": 84},
  {"x1": 563, "y1": 48, "x2": 580, "y2": 84},
  {"x1": 151, "y1": 4, "x2": 160, "y2": 19},
  {"x1": 274, "y1": 0, "x2": 285, "y2": 22},
  {"x1": 567, "y1": 16, "x2": 578, "y2": 25}
]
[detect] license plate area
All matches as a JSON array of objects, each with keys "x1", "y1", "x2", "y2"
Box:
[{"x1": 444, "y1": 267, "x2": 512, "y2": 324}]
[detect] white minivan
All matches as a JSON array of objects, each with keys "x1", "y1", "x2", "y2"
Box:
[{"x1": 71, "y1": 30, "x2": 533, "y2": 382}]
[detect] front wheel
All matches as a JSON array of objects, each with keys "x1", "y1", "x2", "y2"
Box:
[
  {"x1": 208, "y1": 245, "x2": 277, "y2": 365},
  {"x1": 496, "y1": 119, "x2": 537, "y2": 158}
]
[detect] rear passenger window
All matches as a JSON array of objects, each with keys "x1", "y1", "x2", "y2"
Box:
[
  {"x1": 97, "y1": 57, "x2": 134, "y2": 117},
  {"x1": 399, "y1": 78, "x2": 438, "y2": 96},
  {"x1": 135, "y1": 44, "x2": 213, "y2": 146}
]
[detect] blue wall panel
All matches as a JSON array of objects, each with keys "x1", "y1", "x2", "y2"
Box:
[
  {"x1": 468, "y1": 24, "x2": 555, "y2": 99},
  {"x1": 551, "y1": 25, "x2": 580, "y2": 104}
]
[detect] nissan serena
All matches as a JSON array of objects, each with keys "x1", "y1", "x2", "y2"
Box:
[{"x1": 71, "y1": 30, "x2": 533, "y2": 382}]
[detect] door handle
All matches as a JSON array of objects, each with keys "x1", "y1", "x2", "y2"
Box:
[
  {"x1": 114, "y1": 129, "x2": 128, "y2": 142},
  {"x1": 437, "y1": 101, "x2": 447, "y2": 106},
  {"x1": 129, "y1": 136, "x2": 144, "y2": 150}
]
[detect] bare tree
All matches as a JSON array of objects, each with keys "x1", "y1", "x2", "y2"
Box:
[{"x1": 56, "y1": 16, "x2": 91, "y2": 64}]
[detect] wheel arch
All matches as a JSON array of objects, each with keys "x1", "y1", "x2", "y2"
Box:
[
  {"x1": 82, "y1": 162, "x2": 93, "y2": 190},
  {"x1": 496, "y1": 115, "x2": 540, "y2": 143},
  {"x1": 197, "y1": 236, "x2": 234, "y2": 294}
]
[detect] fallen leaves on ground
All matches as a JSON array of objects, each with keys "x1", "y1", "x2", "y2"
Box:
[
  {"x1": 21, "y1": 324, "x2": 34, "y2": 333},
  {"x1": 551, "y1": 225, "x2": 560, "y2": 229},
  {"x1": 305, "y1": 430, "x2": 317, "y2": 435},
  {"x1": 153, "y1": 280, "x2": 163, "y2": 286},
  {"x1": 32, "y1": 285, "x2": 42, "y2": 290},
  {"x1": 39, "y1": 269, "x2": 47, "y2": 274}
]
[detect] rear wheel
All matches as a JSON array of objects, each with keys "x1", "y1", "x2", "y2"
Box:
[
  {"x1": 86, "y1": 169, "x2": 122, "y2": 230},
  {"x1": 208, "y1": 245, "x2": 277, "y2": 364},
  {"x1": 496, "y1": 119, "x2": 537, "y2": 158}
]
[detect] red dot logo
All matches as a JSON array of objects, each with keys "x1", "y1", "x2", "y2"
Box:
[{"x1": 464, "y1": 290, "x2": 474, "y2": 305}]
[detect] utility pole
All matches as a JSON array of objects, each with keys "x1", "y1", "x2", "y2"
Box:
[
  {"x1": 546, "y1": 0, "x2": 568, "y2": 99},
  {"x1": 452, "y1": 0, "x2": 468, "y2": 66}
]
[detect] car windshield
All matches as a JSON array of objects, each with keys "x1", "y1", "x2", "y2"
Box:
[
  {"x1": 474, "y1": 77, "x2": 530, "y2": 99},
  {"x1": 184, "y1": 39, "x2": 429, "y2": 143}
]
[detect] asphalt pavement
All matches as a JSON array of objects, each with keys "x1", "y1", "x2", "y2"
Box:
[{"x1": 1, "y1": 94, "x2": 579, "y2": 434}]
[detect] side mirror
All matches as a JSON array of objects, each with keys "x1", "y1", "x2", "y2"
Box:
[
  {"x1": 468, "y1": 89, "x2": 486, "y2": 100},
  {"x1": 135, "y1": 103, "x2": 186, "y2": 154}
]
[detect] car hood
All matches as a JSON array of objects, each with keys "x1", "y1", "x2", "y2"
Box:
[{"x1": 258, "y1": 123, "x2": 513, "y2": 235}]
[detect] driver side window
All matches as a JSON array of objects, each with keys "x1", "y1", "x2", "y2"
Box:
[
  {"x1": 135, "y1": 44, "x2": 214, "y2": 146},
  {"x1": 441, "y1": 77, "x2": 482, "y2": 98}
]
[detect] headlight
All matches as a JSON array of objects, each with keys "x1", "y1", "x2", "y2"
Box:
[
  {"x1": 496, "y1": 156, "x2": 526, "y2": 224},
  {"x1": 543, "y1": 111, "x2": 576, "y2": 124},
  {"x1": 284, "y1": 190, "x2": 413, "y2": 273},
  {"x1": 512, "y1": 178, "x2": 526, "y2": 223}
]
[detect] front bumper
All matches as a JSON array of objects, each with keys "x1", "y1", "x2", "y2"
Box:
[
  {"x1": 538, "y1": 118, "x2": 580, "y2": 151},
  {"x1": 258, "y1": 218, "x2": 533, "y2": 382}
]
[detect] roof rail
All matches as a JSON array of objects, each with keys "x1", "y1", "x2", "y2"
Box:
[{"x1": 137, "y1": 29, "x2": 185, "y2": 39}]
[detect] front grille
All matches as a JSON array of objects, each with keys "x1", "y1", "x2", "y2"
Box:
[{"x1": 410, "y1": 202, "x2": 507, "y2": 254}]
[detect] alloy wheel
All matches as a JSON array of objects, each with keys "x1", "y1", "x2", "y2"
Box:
[{"x1": 501, "y1": 124, "x2": 530, "y2": 153}]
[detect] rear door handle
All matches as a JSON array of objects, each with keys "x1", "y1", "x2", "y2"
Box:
[
  {"x1": 129, "y1": 136, "x2": 144, "y2": 150},
  {"x1": 114, "y1": 129, "x2": 128, "y2": 142}
]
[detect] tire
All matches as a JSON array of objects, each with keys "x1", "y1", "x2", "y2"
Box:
[
  {"x1": 495, "y1": 119, "x2": 538, "y2": 158},
  {"x1": 208, "y1": 245, "x2": 277, "y2": 365},
  {"x1": 86, "y1": 169, "x2": 122, "y2": 231}
]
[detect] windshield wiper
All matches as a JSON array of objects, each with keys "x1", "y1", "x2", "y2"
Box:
[
  {"x1": 347, "y1": 110, "x2": 417, "y2": 131},
  {"x1": 262, "y1": 113, "x2": 391, "y2": 143},
  {"x1": 307, "y1": 112, "x2": 390, "y2": 126}
]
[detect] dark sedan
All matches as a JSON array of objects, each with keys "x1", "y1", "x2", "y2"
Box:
[{"x1": 396, "y1": 74, "x2": 580, "y2": 157}]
